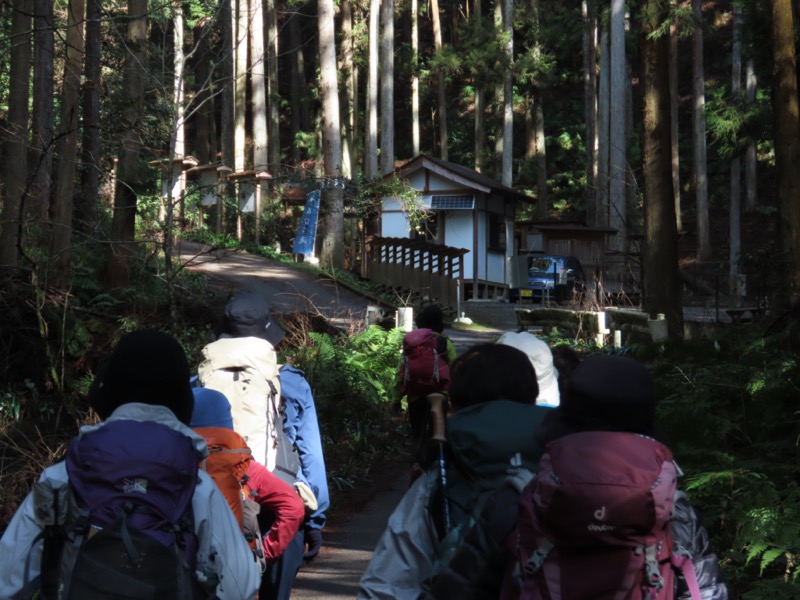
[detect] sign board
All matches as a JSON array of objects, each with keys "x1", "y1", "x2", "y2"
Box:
[
  {"x1": 238, "y1": 180, "x2": 256, "y2": 213},
  {"x1": 292, "y1": 190, "x2": 321, "y2": 256}
]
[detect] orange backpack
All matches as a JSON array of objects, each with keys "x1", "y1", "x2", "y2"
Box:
[{"x1": 195, "y1": 426, "x2": 265, "y2": 569}]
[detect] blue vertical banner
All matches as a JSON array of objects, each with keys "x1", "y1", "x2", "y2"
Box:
[{"x1": 292, "y1": 190, "x2": 321, "y2": 256}]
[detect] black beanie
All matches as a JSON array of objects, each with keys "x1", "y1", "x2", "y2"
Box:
[
  {"x1": 535, "y1": 354, "x2": 657, "y2": 446},
  {"x1": 88, "y1": 330, "x2": 194, "y2": 425}
]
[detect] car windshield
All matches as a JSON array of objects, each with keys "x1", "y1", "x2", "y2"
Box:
[{"x1": 528, "y1": 257, "x2": 558, "y2": 275}]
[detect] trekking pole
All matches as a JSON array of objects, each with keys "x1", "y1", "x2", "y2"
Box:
[{"x1": 428, "y1": 392, "x2": 451, "y2": 534}]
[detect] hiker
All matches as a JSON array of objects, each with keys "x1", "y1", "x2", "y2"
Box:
[
  {"x1": 399, "y1": 305, "x2": 458, "y2": 473},
  {"x1": 0, "y1": 330, "x2": 260, "y2": 599},
  {"x1": 427, "y1": 354, "x2": 729, "y2": 600},
  {"x1": 497, "y1": 331, "x2": 560, "y2": 407},
  {"x1": 198, "y1": 293, "x2": 329, "y2": 600},
  {"x1": 358, "y1": 343, "x2": 553, "y2": 600},
  {"x1": 190, "y1": 387, "x2": 305, "y2": 567}
]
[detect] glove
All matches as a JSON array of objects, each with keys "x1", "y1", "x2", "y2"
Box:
[{"x1": 303, "y1": 527, "x2": 323, "y2": 562}]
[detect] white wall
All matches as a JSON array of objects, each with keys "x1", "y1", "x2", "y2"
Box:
[
  {"x1": 445, "y1": 212, "x2": 473, "y2": 278},
  {"x1": 381, "y1": 197, "x2": 410, "y2": 237}
]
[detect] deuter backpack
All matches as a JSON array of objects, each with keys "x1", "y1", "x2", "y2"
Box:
[
  {"x1": 502, "y1": 431, "x2": 701, "y2": 600},
  {"x1": 197, "y1": 336, "x2": 295, "y2": 479},
  {"x1": 399, "y1": 328, "x2": 450, "y2": 397},
  {"x1": 195, "y1": 426, "x2": 267, "y2": 572},
  {"x1": 38, "y1": 420, "x2": 205, "y2": 600}
]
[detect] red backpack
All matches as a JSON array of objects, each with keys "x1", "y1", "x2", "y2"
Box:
[
  {"x1": 501, "y1": 431, "x2": 700, "y2": 600},
  {"x1": 399, "y1": 328, "x2": 450, "y2": 396},
  {"x1": 195, "y1": 426, "x2": 266, "y2": 571}
]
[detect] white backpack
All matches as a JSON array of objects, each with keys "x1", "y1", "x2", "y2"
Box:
[{"x1": 197, "y1": 337, "x2": 282, "y2": 471}]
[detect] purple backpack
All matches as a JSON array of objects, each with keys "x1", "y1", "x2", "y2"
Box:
[
  {"x1": 501, "y1": 431, "x2": 701, "y2": 600},
  {"x1": 54, "y1": 419, "x2": 204, "y2": 599}
]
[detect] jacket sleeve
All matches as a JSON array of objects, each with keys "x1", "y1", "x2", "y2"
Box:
[
  {"x1": 246, "y1": 460, "x2": 305, "y2": 561},
  {"x1": 193, "y1": 471, "x2": 261, "y2": 600},
  {"x1": 279, "y1": 365, "x2": 330, "y2": 530},
  {"x1": 358, "y1": 470, "x2": 440, "y2": 600},
  {"x1": 427, "y1": 486, "x2": 520, "y2": 600},
  {"x1": 671, "y1": 491, "x2": 728, "y2": 600}
]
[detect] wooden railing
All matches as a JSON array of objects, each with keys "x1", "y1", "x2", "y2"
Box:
[{"x1": 369, "y1": 236, "x2": 468, "y2": 311}]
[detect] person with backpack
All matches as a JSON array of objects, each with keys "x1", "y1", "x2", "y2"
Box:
[
  {"x1": 427, "y1": 354, "x2": 729, "y2": 600},
  {"x1": 0, "y1": 330, "x2": 261, "y2": 600},
  {"x1": 190, "y1": 387, "x2": 305, "y2": 571},
  {"x1": 196, "y1": 293, "x2": 329, "y2": 600},
  {"x1": 358, "y1": 343, "x2": 553, "y2": 600},
  {"x1": 398, "y1": 305, "x2": 457, "y2": 475}
]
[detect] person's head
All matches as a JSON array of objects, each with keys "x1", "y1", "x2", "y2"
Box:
[
  {"x1": 87, "y1": 330, "x2": 194, "y2": 425},
  {"x1": 190, "y1": 388, "x2": 234, "y2": 430},
  {"x1": 449, "y1": 343, "x2": 538, "y2": 410},
  {"x1": 215, "y1": 292, "x2": 286, "y2": 348},
  {"x1": 497, "y1": 332, "x2": 559, "y2": 406},
  {"x1": 416, "y1": 305, "x2": 445, "y2": 334},
  {"x1": 535, "y1": 354, "x2": 656, "y2": 446}
]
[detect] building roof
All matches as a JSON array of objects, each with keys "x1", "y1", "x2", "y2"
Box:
[{"x1": 394, "y1": 155, "x2": 535, "y2": 203}]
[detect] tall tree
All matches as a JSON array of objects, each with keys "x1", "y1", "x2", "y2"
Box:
[
  {"x1": 501, "y1": 0, "x2": 514, "y2": 187},
  {"x1": 744, "y1": 57, "x2": 758, "y2": 212},
  {"x1": 219, "y1": 0, "x2": 235, "y2": 171},
  {"x1": 0, "y1": 0, "x2": 32, "y2": 267},
  {"x1": 669, "y1": 14, "x2": 682, "y2": 232},
  {"x1": 365, "y1": 0, "x2": 379, "y2": 179},
  {"x1": 609, "y1": 0, "x2": 627, "y2": 265},
  {"x1": 266, "y1": 0, "x2": 281, "y2": 171},
  {"x1": 251, "y1": 0, "x2": 268, "y2": 172},
  {"x1": 593, "y1": 27, "x2": 610, "y2": 229},
  {"x1": 473, "y1": 0, "x2": 486, "y2": 171},
  {"x1": 30, "y1": 0, "x2": 54, "y2": 230},
  {"x1": 582, "y1": 0, "x2": 597, "y2": 210},
  {"x1": 50, "y1": 0, "x2": 85, "y2": 286},
  {"x1": 234, "y1": 0, "x2": 248, "y2": 172},
  {"x1": 107, "y1": 0, "x2": 148, "y2": 288},
  {"x1": 318, "y1": 0, "x2": 344, "y2": 268},
  {"x1": 380, "y1": 0, "x2": 395, "y2": 174},
  {"x1": 411, "y1": 0, "x2": 420, "y2": 156},
  {"x1": 340, "y1": 0, "x2": 357, "y2": 175},
  {"x1": 78, "y1": 0, "x2": 100, "y2": 228},
  {"x1": 729, "y1": 2, "x2": 742, "y2": 294},
  {"x1": 769, "y1": 0, "x2": 800, "y2": 309},
  {"x1": 430, "y1": 0, "x2": 447, "y2": 160},
  {"x1": 692, "y1": 0, "x2": 711, "y2": 260},
  {"x1": 288, "y1": 12, "x2": 308, "y2": 165},
  {"x1": 640, "y1": 0, "x2": 682, "y2": 337}
]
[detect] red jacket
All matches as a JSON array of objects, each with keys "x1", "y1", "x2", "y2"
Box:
[{"x1": 245, "y1": 460, "x2": 305, "y2": 562}]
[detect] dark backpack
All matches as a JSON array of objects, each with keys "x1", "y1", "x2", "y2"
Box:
[
  {"x1": 399, "y1": 328, "x2": 450, "y2": 396},
  {"x1": 43, "y1": 420, "x2": 206, "y2": 600},
  {"x1": 501, "y1": 431, "x2": 700, "y2": 600}
]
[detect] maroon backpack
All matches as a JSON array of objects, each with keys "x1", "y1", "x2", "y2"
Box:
[
  {"x1": 501, "y1": 431, "x2": 700, "y2": 600},
  {"x1": 399, "y1": 328, "x2": 450, "y2": 396}
]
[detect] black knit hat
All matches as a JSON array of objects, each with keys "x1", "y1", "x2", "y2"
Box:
[
  {"x1": 534, "y1": 354, "x2": 657, "y2": 445},
  {"x1": 87, "y1": 330, "x2": 194, "y2": 425},
  {"x1": 216, "y1": 293, "x2": 286, "y2": 348},
  {"x1": 416, "y1": 305, "x2": 445, "y2": 334}
]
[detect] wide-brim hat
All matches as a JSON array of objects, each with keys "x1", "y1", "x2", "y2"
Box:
[
  {"x1": 534, "y1": 354, "x2": 659, "y2": 446},
  {"x1": 218, "y1": 293, "x2": 286, "y2": 347}
]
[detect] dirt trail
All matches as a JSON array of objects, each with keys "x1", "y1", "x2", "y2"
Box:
[{"x1": 177, "y1": 240, "x2": 517, "y2": 598}]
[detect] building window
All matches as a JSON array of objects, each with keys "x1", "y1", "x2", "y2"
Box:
[
  {"x1": 413, "y1": 212, "x2": 440, "y2": 242},
  {"x1": 488, "y1": 213, "x2": 506, "y2": 251}
]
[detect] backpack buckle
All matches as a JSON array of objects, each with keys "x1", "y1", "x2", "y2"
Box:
[
  {"x1": 524, "y1": 539, "x2": 554, "y2": 575},
  {"x1": 644, "y1": 544, "x2": 664, "y2": 590}
]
